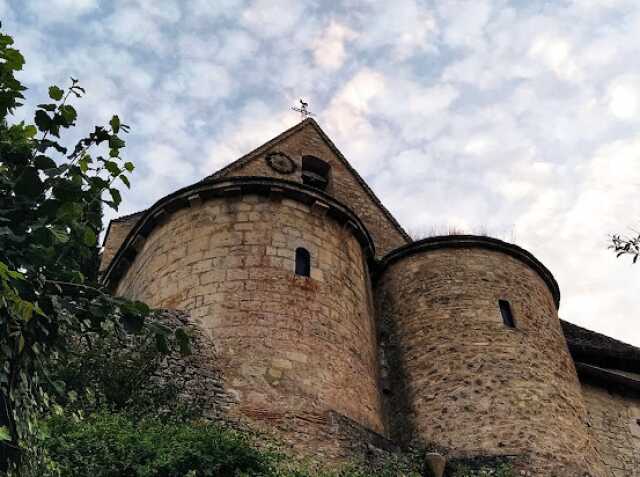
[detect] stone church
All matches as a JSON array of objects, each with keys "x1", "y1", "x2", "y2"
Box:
[{"x1": 100, "y1": 118, "x2": 640, "y2": 476}]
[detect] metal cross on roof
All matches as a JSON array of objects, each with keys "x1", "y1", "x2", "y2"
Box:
[{"x1": 291, "y1": 98, "x2": 314, "y2": 121}]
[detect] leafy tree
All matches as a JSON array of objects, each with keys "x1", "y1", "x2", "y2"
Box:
[
  {"x1": 611, "y1": 232, "x2": 640, "y2": 264},
  {"x1": 0, "y1": 25, "x2": 180, "y2": 470}
]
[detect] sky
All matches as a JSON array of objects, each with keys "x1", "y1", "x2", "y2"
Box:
[{"x1": 3, "y1": 0, "x2": 639, "y2": 345}]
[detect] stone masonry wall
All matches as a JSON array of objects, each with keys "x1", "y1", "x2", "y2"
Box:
[
  {"x1": 144, "y1": 311, "x2": 398, "y2": 466},
  {"x1": 375, "y1": 247, "x2": 607, "y2": 477},
  {"x1": 100, "y1": 212, "x2": 144, "y2": 273},
  {"x1": 582, "y1": 381, "x2": 640, "y2": 476},
  {"x1": 149, "y1": 309, "x2": 235, "y2": 421},
  {"x1": 114, "y1": 193, "x2": 384, "y2": 456},
  {"x1": 211, "y1": 121, "x2": 408, "y2": 257}
]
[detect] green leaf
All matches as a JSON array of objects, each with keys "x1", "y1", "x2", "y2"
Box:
[
  {"x1": 104, "y1": 161, "x2": 120, "y2": 176},
  {"x1": 110, "y1": 114, "x2": 120, "y2": 133},
  {"x1": 108, "y1": 135, "x2": 125, "y2": 149},
  {"x1": 37, "y1": 103, "x2": 57, "y2": 112},
  {"x1": 33, "y1": 155, "x2": 57, "y2": 170},
  {"x1": 24, "y1": 124, "x2": 37, "y2": 138},
  {"x1": 0, "y1": 426, "x2": 10, "y2": 442},
  {"x1": 79, "y1": 154, "x2": 90, "y2": 173},
  {"x1": 59, "y1": 104, "x2": 77, "y2": 125},
  {"x1": 18, "y1": 335, "x2": 25, "y2": 353},
  {"x1": 49, "y1": 226, "x2": 69, "y2": 243},
  {"x1": 38, "y1": 139, "x2": 68, "y2": 154},
  {"x1": 109, "y1": 188, "x2": 122, "y2": 207},
  {"x1": 70, "y1": 270, "x2": 85, "y2": 284},
  {"x1": 14, "y1": 300, "x2": 34, "y2": 322},
  {"x1": 119, "y1": 175, "x2": 130, "y2": 188},
  {"x1": 124, "y1": 161, "x2": 135, "y2": 173},
  {"x1": 57, "y1": 202, "x2": 82, "y2": 220},
  {"x1": 2, "y1": 47, "x2": 25, "y2": 70},
  {"x1": 14, "y1": 166, "x2": 44, "y2": 197},
  {"x1": 82, "y1": 227, "x2": 97, "y2": 247},
  {"x1": 51, "y1": 380, "x2": 65, "y2": 396},
  {"x1": 34, "y1": 109, "x2": 52, "y2": 132},
  {"x1": 48, "y1": 85, "x2": 64, "y2": 101}
]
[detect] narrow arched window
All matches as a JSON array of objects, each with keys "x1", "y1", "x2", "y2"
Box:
[
  {"x1": 295, "y1": 247, "x2": 311, "y2": 277},
  {"x1": 499, "y1": 300, "x2": 516, "y2": 328}
]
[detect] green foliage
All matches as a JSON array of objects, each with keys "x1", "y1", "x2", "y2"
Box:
[
  {"x1": 38, "y1": 410, "x2": 426, "y2": 477},
  {"x1": 50, "y1": 318, "x2": 198, "y2": 420},
  {"x1": 42, "y1": 411, "x2": 277, "y2": 477},
  {"x1": 0, "y1": 25, "x2": 179, "y2": 469}
]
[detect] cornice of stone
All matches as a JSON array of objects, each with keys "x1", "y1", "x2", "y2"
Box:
[
  {"x1": 378, "y1": 234, "x2": 561, "y2": 309},
  {"x1": 102, "y1": 176, "x2": 376, "y2": 289}
]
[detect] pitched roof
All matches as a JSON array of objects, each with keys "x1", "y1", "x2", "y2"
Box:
[
  {"x1": 202, "y1": 117, "x2": 411, "y2": 242},
  {"x1": 561, "y1": 320, "x2": 640, "y2": 373}
]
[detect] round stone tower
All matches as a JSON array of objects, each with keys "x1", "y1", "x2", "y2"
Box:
[
  {"x1": 105, "y1": 177, "x2": 384, "y2": 453},
  {"x1": 375, "y1": 236, "x2": 605, "y2": 476}
]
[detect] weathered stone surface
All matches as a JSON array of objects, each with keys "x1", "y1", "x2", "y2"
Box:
[
  {"x1": 149, "y1": 309, "x2": 235, "y2": 420},
  {"x1": 375, "y1": 247, "x2": 607, "y2": 477},
  {"x1": 100, "y1": 211, "x2": 144, "y2": 272},
  {"x1": 115, "y1": 193, "x2": 384, "y2": 458},
  {"x1": 100, "y1": 120, "x2": 639, "y2": 475},
  {"x1": 581, "y1": 381, "x2": 640, "y2": 477}
]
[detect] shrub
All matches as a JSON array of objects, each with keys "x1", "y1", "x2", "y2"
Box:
[{"x1": 42, "y1": 411, "x2": 277, "y2": 477}]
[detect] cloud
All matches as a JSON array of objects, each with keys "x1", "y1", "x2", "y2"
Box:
[
  {"x1": 529, "y1": 34, "x2": 582, "y2": 82},
  {"x1": 24, "y1": 0, "x2": 98, "y2": 22},
  {"x1": 312, "y1": 21, "x2": 357, "y2": 71},
  {"x1": 241, "y1": 0, "x2": 305, "y2": 38},
  {"x1": 437, "y1": 0, "x2": 492, "y2": 49},
  {"x1": 349, "y1": 0, "x2": 439, "y2": 60},
  {"x1": 607, "y1": 74, "x2": 640, "y2": 120},
  {"x1": 7, "y1": 0, "x2": 640, "y2": 346},
  {"x1": 162, "y1": 60, "x2": 232, "y2": 100},
  {"x1": 202, "y1": 100, "x2": 292, "y2": 174}
]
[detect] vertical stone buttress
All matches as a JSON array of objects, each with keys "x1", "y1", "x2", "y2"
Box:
[{"x1": 375, "y1": 237, "x2": 607, "y2": 476}]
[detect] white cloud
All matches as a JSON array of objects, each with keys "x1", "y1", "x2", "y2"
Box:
[
  {"x1": 607, "y1": 75, "x2": 640, "y2": 120},
  {"x1": 217, "y1": 30, "x2": 259, "y2": 67},
  {"x1": 104, "y1": 8, "x2": 168, "y2": 51},
  {"x1": 312, "y1": 21, "x2": 357, "y2": 71},
  {"x1": 437, "y1": 0, "x2": 492, "y2": 49},
  {"x1": 350, "y1": 0, "x2": 438, "y2": 60},
  {"x1": 7, "y1": 0, "x2": 640, "y2": 346},
  {"x1": 241, "y1": 0, "x2": 305, "y2": 38},
  {"x1": 528, "y1": 34, "x2": 582, "y2": 82},
  {"x1": 202, "y1": 100, "x2": 292, "y2": 174},
  {"x1": 25, "y1": 0, "x2": 98, "y2": 22},
  {"x1": 163, "y1": 61, "x2": 232, "y2": 100}
]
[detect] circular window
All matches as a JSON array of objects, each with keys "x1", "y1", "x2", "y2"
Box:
[{"x1": 266, "y1": 152, "x2": 296, "y2": 174}]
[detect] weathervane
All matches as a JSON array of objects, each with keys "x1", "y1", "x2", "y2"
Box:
[{"x1": 291, "y1": 98, "x2": 314, "y2": 121}]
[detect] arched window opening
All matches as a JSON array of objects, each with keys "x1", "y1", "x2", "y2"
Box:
[
  {"x1": 499, "y1": 299, "x2": 516, "y2": 328},
  {"x1": 301, "y1": 155, "x2": 330, "y2": 191},
  {"x1": 295, "y1": 247, "x2": 311, "y2": 277}
]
